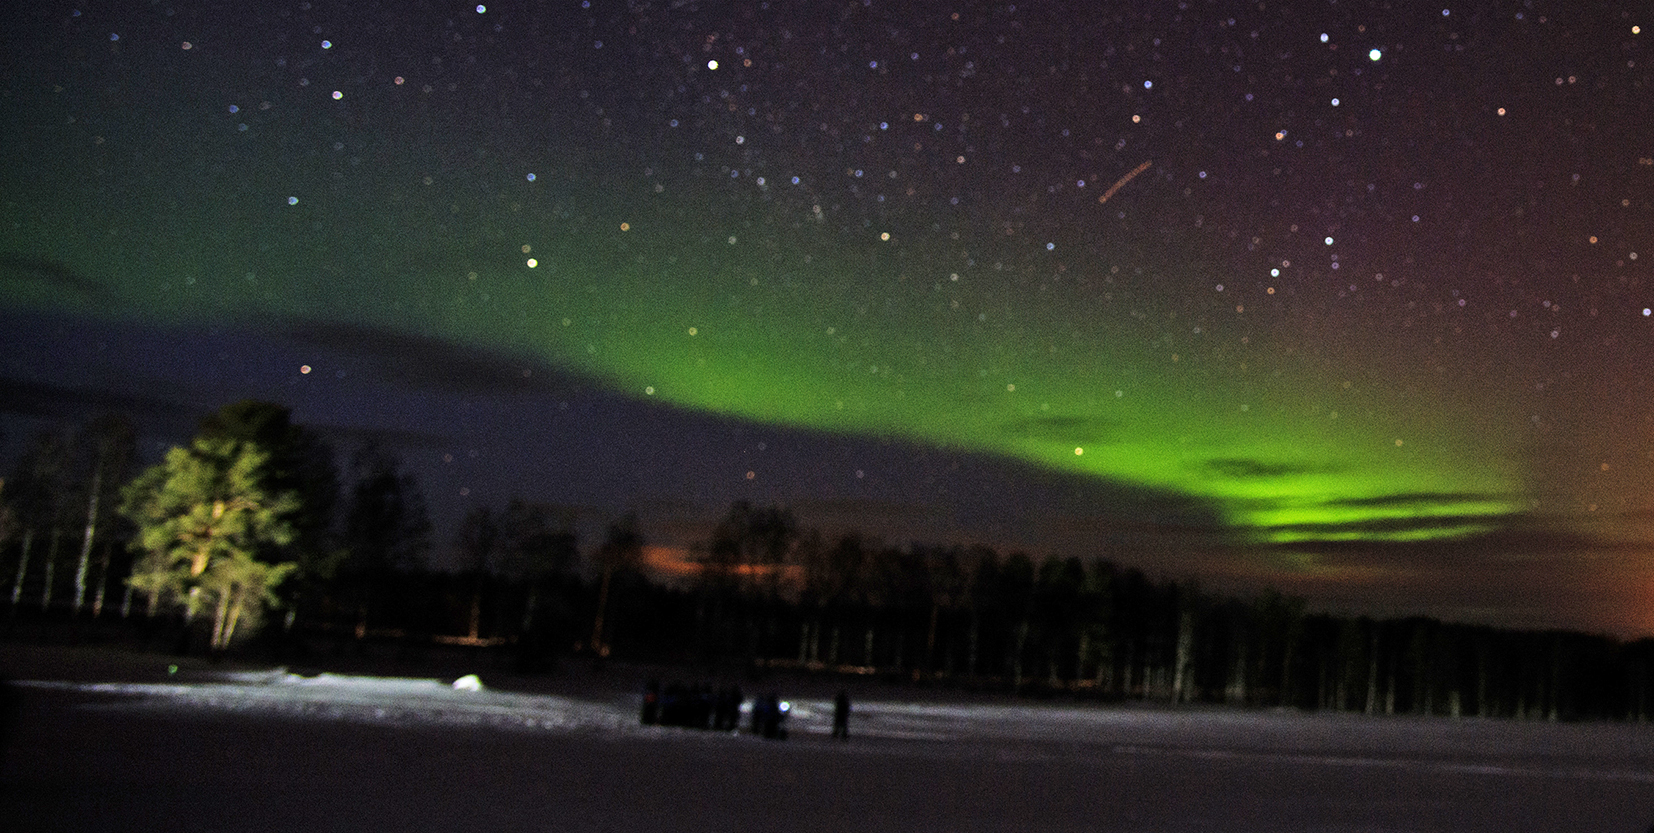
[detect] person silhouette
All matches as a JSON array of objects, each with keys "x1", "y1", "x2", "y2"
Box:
[
  {"x1": 832, "y1": 689, "x2": 851, "y2": 740},
  {"x1": 640, "y1": 678, "x2": 660, "y2": 725}
]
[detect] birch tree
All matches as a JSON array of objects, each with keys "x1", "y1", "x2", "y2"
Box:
[
  {"x1": 7, "y1": 430, "x2": 70, "y2": 613},
  {"x1": 70, "y1": 414, "x2": 136, "y2": 616}
]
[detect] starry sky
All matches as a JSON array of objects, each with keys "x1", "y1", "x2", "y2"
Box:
[{"x1": 2, "y1": 1, "x2": 1650, "y2": 636}]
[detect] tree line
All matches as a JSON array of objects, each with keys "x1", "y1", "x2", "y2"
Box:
[
  {"x1": 685, "y1": 505, "x2": 1654, "y2": 722},
  {"x1": 2, "y1": 401, "x2": 1652, "y2": 721}
]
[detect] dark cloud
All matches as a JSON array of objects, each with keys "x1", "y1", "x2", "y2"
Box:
[
  {"x1": 999, "y1": 415, "x2": 1117, "y2": 444},
  {"x1": 1319, "y1": 492, "x2": 1523, "y2": 511},
  {"x1": 1258, "y1": 515, "x2": 1646, "y2": 561},
  {"x1": 0, "y1": 374, "x2": 191, "y2": 421},
  {"x1": 278, "y1": 320, "x2": 587, "y2": 397},
  {"x1": 1254, "y1": 514, "x2": 1512, "y2": 542},
  {"x1": 304, "y1": 421, "x2": 458, "y2": 452},
  {"x1": 1200, "y1": 457, "x2": 1347, "y2": 480},
  {"x1": 0, "y1": 254, "x2": 106, "y2": 298},
  {"x1": 788, "y1": 495, "x2": 948, "y2": 528},
  {"x1": 1227, "y1": 489, "x2": 1528, "y2": 544}
]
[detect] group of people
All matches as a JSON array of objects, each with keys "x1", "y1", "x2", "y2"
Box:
[
  {"x1": 639, "y1": 679, "x2": 854, "y2": 741},
  {"x1": 639, "y1": 680, "x2": 748, "y2": 731},
  {"x1": 747, "y1": 691, "x2": 790, "y2": 739}
]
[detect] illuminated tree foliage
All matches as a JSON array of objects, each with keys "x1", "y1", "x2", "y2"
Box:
[
  {"x1": 120, "y1": 434, "x2": 300, "y2": 652},
  {"x1": 198, "y1": 400, "x2": 341, "y2": 618}
]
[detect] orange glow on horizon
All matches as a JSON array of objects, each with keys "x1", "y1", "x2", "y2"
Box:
[
  {"x1": 642, "y1": 545, "x2": 697, "y2": 576},
  {"x1": 640, "y1": 545, "x2": 803, "y2": 583}
]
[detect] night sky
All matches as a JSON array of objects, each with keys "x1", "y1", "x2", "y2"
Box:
[{"x1": 2, "y1": 1, "x2": 1650, "y2": 636}]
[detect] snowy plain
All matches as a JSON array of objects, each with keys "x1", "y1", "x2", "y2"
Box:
[{"x1": 5, "y1": 666, "x2": 1653, "y2": 832}]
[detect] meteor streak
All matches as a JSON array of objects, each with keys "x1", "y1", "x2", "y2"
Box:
[{"x1": 1098, "y1": 160, "x2": 1153, "y2": 205}]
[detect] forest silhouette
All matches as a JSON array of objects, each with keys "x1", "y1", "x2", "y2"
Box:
[{"x1": 3, "y1": 400, "x2": 1652, "y2": 722}]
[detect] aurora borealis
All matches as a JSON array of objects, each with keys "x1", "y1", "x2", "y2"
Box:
[{"x1": 2, "y1": 1, "x2": 1651, "y2": 635}]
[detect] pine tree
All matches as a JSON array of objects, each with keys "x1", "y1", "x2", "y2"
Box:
[
  {"x1": 197, "y1": 400, "x2": 341, "y2": 629},
  {"x1": 498, "y1": 499, "x2": 576, "y2": 636},
  {"x1": 338, "y1": 444, "x2": 431, "y2": 636},
  {"x1": 589, "y1": 512, "x2": 643, "y2": 657},
  {"x1": 455, "y1": 506, "x2": 500, "y2": 642},
  {"x1": 119, "y1": 435, "x2": 300, "y2": 651}
]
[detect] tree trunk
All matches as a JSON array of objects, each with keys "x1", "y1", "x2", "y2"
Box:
[
  {"x1": 1384, "y1": 652, "x2": 1397, "y2": 715},
  {"x1": 222, "y1": 591, "x2": 246, "y2": 649},
  {"x1": 521, "y1": 585, "x2": 539, "y2": 634},
  {"x1": 1316, "y1": 655, "x2": 1328, "y2": 710},
  {"x1": 1174, "y1": 606, "x2": 1194, "y2": 703},
  {"x1": 590, "y1": 563, "x2": 613, "y2": 654},
  {"x1": 1076, "y1": 631, "x2": 1091, "y2": 683},
  {"x1": 1365, "y1": 630, "x2": 1380, "y2": 715},
  {"x1": 72, "y1": 462, "x2": 103, "y2": 617},
  {"x1": 468, "y1": 591, "x2": 482, "y2": 641},
  {"x1": 747, "y1": 616, "x2": 763, "y2": 668},
  {"x1": 1635, "y1": 664, "x2": 1648, "y2": 723},
  {"x1": 1547, "y1": 639, "x2": 1562, "y2": 722},
  {"x1": 1634, "y1": 664, "x2": 1648, "y2": 723},
  {"x1": 1476, "y1": 643, "x2": 1490, "y2": 718},
  {"x1": 90, "y1": 540, "x2": 113, "y2": 618},
  {"x1": 1095, "y1": 641, "x2": 1113, "y2": 693},
  {"x1": 10, "y1": 527, "x2": 34, "y2": 613},
  {"x1": 1280, "y1": 631, "x2": 1296, "y2": 708},
  {"x1": 184, "y1": 586, "x2": 201, "y2": 625},
  {"x1": 1123, "y1": 640, "x2": 1137, "y2": 699},
  {"x1": 41, "y1": 528, "x2": 61, "y2": 611},
  {"x1": 1226, "y1": 643, "x2": 1247, "y2": 705},
  {"x1": 925, "y1": 602, "x2": 939, "y2": 674},
  {"x1": 1011, "y1": 620, "x2": 1029, "y2": 692},
  {"x1": 210, "y1": 587, "x2": 232, "y2": 652}
]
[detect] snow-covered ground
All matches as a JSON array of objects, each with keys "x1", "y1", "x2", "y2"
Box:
[
  {"x1": 23, "y1": 670, "x2": 643, "y2": 735},
  {"x1": 7, "y1": 668, "x2": 1654, "y2": 832},
  {"x1": 26, "y1": 669, "x2": 1654, "y2": 777}
]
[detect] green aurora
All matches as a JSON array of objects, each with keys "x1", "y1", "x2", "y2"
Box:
[
  {"x1": 1, "y1": 163, "x2": 1522, "y2": 547},
  {"x1": 0, "y1": 3, "x2": 1543, "y2": 561}
]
